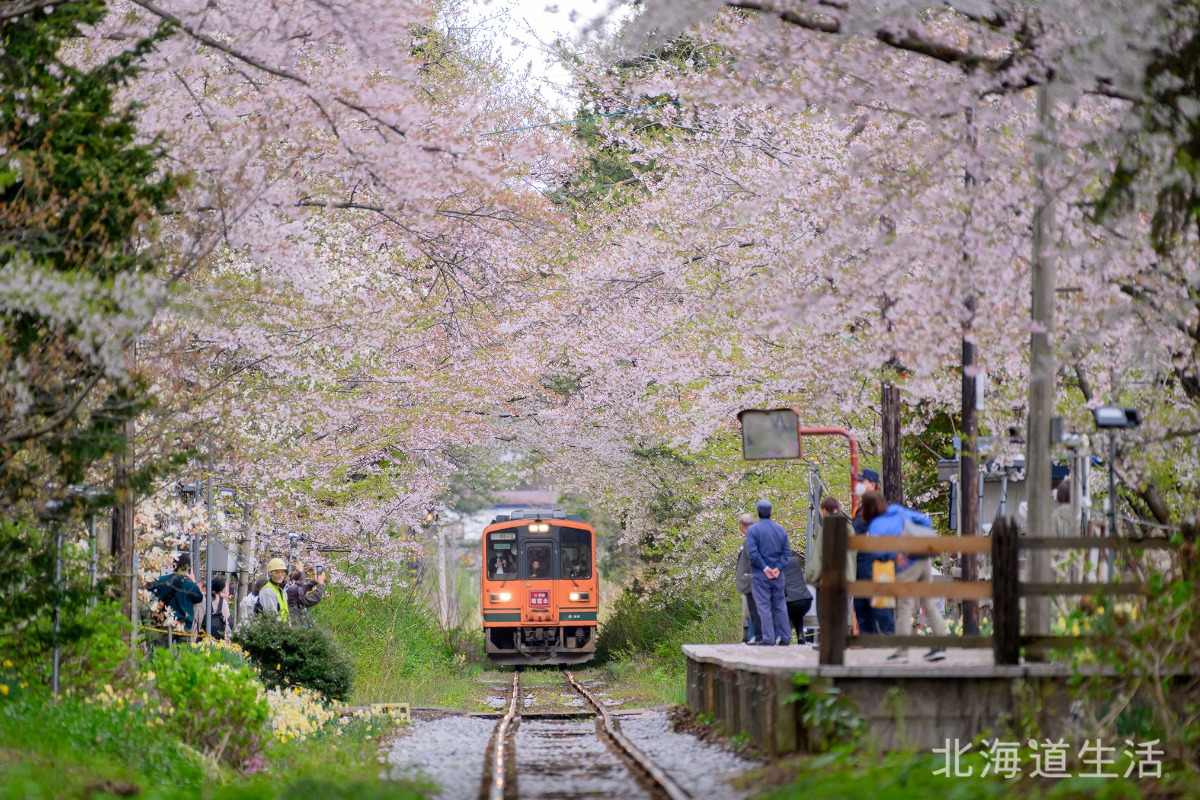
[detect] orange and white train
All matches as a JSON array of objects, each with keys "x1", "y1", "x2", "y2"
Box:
[{"x1": 479, "y1": 511, "x2": 598, "y2": 665}]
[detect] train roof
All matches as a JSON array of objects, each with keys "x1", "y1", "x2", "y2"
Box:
[{"x1": 488, "y1": 509, "x2": 584, "y2": 525}]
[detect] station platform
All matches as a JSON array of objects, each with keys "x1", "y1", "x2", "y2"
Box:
[{"x1": 684, "y1": 644, "x2": 1095, "y2": 754}]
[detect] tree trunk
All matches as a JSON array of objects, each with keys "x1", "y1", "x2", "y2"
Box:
[
  {"x1": 961, "y1": 326, "x2": 981, "y2": 635},
  {"x1": 881, "y1": 382, "x2": 903, "y2": 504}
]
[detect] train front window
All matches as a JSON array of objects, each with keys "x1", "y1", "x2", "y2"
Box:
[
  {"x1": 486, "y1": 530, "x2": 518, "y2": 580},
  {"x1": 560, "y1": 528, "x2": 592, "y2": 580},
  {"x1": 526, "y1": 545, "x2": 551, "y2": 580}
]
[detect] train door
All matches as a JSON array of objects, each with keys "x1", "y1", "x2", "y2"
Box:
[{"x1": 522, "y1": 540, "x2": 556, "y2": 619}]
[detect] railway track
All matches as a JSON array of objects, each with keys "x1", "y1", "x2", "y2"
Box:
[{"x1": 483, "y1": 670, "x2": 691, "y2": 800}]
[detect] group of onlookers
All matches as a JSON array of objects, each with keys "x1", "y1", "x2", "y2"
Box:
[
  {"x1": 735, "y1": 468, "x2": 948, "y2": 662},
  {"x1": 147, "y1": 554, "x2": 326, "y2": 644},
  {"x1": 735, "y1": 499, "x2": 811, "y2": 646}
]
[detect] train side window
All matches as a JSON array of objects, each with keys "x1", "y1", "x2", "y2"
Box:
[
  {"x1": 526, "y1": 545, "x2": 551, "y2": 580},
  {"x1": 560, "y1": 528, "x2": 592, "y2": 579},
  {"x1": 487, "y1": 531, "x2": 518, "y2": 580}
]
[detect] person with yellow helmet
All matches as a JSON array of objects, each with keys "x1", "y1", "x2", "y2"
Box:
[{"x1": 257, "y1": 557, "x2": 290, "y2": 622}]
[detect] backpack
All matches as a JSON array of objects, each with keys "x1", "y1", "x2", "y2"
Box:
[
  {"x1": 147, "y1": 575, "x2": 180, "y2": 628},
  {"x1": 902, "y1": 517, "x2": 937, "y2": 537}
]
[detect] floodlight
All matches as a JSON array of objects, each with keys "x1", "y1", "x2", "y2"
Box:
[{"x1": 1093, "y1": 406, "x2": 1141, "y2": 429}]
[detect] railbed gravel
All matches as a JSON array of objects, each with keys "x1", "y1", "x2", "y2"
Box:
[
  {"x1": 385, "y1": 714, "x2": 493, "y2": 799},
  {"x1": 618, "y1": 711, "x2": 759, "y2": 799},
  {"x1": 385, "y1": 709, "x2": 758, "y2": 800}
]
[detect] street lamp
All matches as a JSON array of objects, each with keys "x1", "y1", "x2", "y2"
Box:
[
  {"x1": 1092, "y1": 406, "x2": 1141, "y2": 579},
  {"x1": 287, "y1": 531, "x2": 303, "y2": 574}
]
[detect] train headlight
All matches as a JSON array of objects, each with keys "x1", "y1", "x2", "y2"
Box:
[
  {"x1": 568, "y1": 591, "x2": 590, "y2": 602},
  {"x1": 528, "y1": 523, "x2": 550, "y2": 533},
  {"x1": 489, "y1": 592, "x2": 512, "y2": 603}
]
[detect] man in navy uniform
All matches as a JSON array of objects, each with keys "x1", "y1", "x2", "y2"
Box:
[{"x1": 745, "y1": 499, "x2": 792, "y2": 645}]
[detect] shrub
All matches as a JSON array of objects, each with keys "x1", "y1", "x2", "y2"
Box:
[
  {"x1": 148, "y1": 644, "x2": 269, "y2": 766},
  {"x1": 234, "y1": 618, "x2": 355, "y2": 702}
]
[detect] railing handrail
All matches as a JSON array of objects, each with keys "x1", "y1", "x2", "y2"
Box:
[
  {"x1": 818, "y1": 513, "x2": 1185, "y2": 666},
  {"x1": 847, "y1": 535, "x2": 992, "y2": 554}
]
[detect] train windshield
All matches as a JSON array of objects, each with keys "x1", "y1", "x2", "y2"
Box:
[
  {"x1": 486, "y1": 530, "x2": 518, "y2": 580},
  {"x1": 560, "y1": 528, "x2": 592, "y2": 580},
  {"x1": 526, "y1": 544, "x2": 552, "y2": 580}
]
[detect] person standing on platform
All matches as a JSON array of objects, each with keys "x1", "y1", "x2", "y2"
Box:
[
  {"x1": 853, "y1": 473, "x2": 895, "y2": 636},
  {"x1": 782, "y1": 547, "x2": 813, "y2": 644},
  {"x1": 735, "y1": 513, "x2": 763, "y2": 643},
  {"x1": 745, "y1": 499, "x2": 791, "y2": 646},
  {"x1": 861, "y1": 492, "x2": 947, "y2": 662},
  {"x1": 855, "y1": 490, "x2": 897, "y2": 636},
  {"x1": 805, "y1": 497, "x2": 856, "y2": 589}
]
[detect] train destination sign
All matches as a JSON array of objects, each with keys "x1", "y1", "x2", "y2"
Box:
[
  {"x1": 491, "y1": 531, "x2": 516, "y2": 540},
  {"x1": 737, "y1": 408, "x2": 801, "y2": 460}
]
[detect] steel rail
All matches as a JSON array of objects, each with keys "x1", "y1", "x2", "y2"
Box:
[
  {"x1": 564, "y1": 671, "x2": 692, "y2": 800},
  {"x1": 487, "y1": 671, "x2": 521, "y2": 800}
]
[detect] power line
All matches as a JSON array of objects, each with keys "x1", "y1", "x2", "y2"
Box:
[{"x1": 479, "y1": 101, "x2": 679, "y2": 137}]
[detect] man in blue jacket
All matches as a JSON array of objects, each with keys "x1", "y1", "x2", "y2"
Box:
[{"x1": 745, "y1": 499, "x2": 792, "y2": 646}]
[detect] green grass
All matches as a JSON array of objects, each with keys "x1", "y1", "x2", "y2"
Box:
[
  {"x1": 314, "y1": 588, "x2": 490, "y2": 707},
  {"x1": 0, "y1": 693, "x2": 429, "y2": 800},
  {"x1": 750, "y1": 745, "x2": 1199, "y2": 800}
]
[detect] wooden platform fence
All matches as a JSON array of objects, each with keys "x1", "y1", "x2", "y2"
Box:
[{"x1": 815, "y1": 515, "x2": 1179, "y2": 666}]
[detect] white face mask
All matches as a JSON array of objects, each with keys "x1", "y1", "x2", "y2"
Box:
[{"x1": 854, "y1": 482, "x2": 869, "y2": 496}]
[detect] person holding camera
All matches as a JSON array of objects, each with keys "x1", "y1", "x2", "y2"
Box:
[
  {"x1": 258, "y1": 558, "x2": 291, "y2": 622},
  {"x1": 286, "y1": 561, "x2": 326, "y2": 625},
  {"x1": 148, "y1": 553, "x2": 205, "y2": 641}
]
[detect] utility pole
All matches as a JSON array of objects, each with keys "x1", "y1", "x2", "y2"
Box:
[
  {"x1": 48, "y1": 500, "x2": 63, "y2": 697},
  {"x1": 881, "y1": 382, "x2": 903, "y2": 504},
  {"x1": 445, "y1": 524, "x2": 458, "y2": 629},
  {"x1": 1026, "y1": 81, "x2": 1057, "y2": 638},
  {"x1": 236, "y1": 503, "x2": 255, "y2": 614},
  {"x1": 960, "y1": 106, "x2": 981, "y2": 635},
  {"x1": 433, "y1": 512, "x2": 450, "y2": 628},
  {"x1": 112, "y1": 415, "x2": 136, "y2": 627},
  {"x1": 204, "y1": 475, "x2": 214, "y2": 637}
]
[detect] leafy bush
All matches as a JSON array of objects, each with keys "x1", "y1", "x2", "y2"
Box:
[
  {"x1": 597, "y1": 583, "x2": 738, "y2": 665},
  {"x1": 148, "y1": 645, "x2": 269, "y2": 766},
  {"x1": 234, "y1": 618, "x2": 354, "y2": 702}
]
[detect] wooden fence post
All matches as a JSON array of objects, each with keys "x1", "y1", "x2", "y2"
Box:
[
  {"x1": 819, "y1": 515, "x2": 848, "y2": 666},
  {"x1": 991, "y1": 516, "x2": 1020, "y2": 665}
]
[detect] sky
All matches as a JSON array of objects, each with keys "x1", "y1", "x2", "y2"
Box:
[{"x1": 471, "y1": 0, "x2": 617, "y2": 113}]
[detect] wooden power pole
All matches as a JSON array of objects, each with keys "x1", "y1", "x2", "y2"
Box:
[
  {"x1": 960, "y1": 106, "x2": 981, "y2": 635},
  {"x1": 1026, "y1": 82, "x2": 1057, "y2": 638}
]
